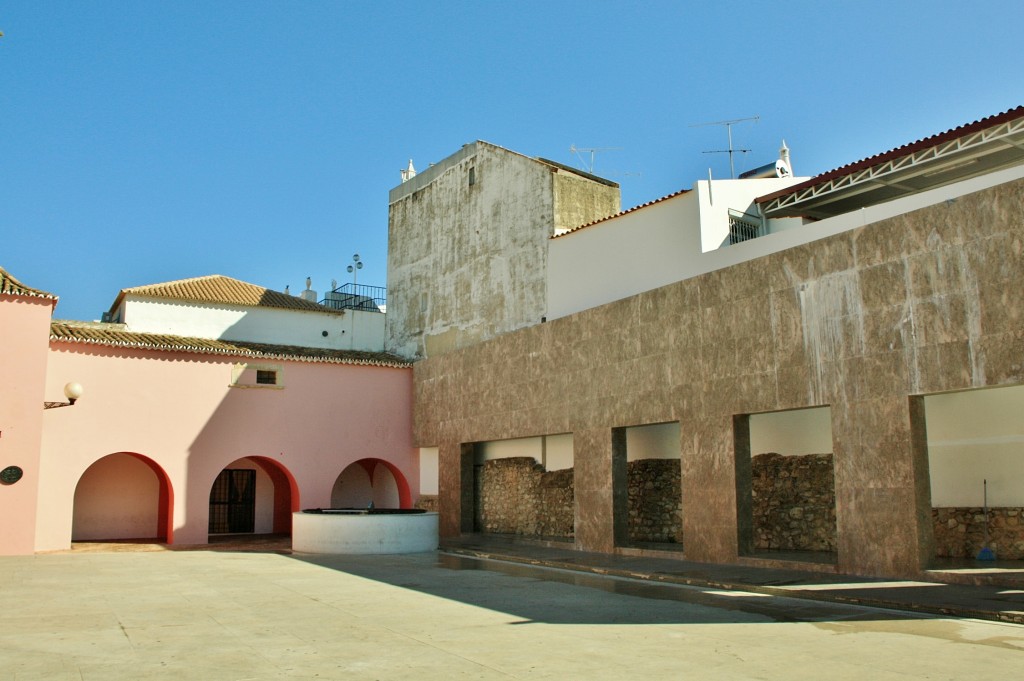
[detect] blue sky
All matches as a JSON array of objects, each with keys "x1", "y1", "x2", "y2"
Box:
[{"x1": 2, "y1": 2, "x2": 1021, "y2": 321}]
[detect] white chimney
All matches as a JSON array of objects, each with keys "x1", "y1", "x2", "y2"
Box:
[
  {"x1": 300, "y1": 276, "x2": 318, "y2": 302},
  {"x1": 400, "y1": 159, "x2": 416, "y2": 183},
  {"x1": 779, "y1": 140, "x2": 792, "y2": 174}
]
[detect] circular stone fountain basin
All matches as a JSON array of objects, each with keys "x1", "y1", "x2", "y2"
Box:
[{"x1": 292, "y1": 508, "x2": 439, "y2": 554}]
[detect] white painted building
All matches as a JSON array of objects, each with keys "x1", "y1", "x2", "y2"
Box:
[
  {"x1": 548, "y1": 131, "x2": 1024, "y2": 320},
  {"x1": 104, "y1": 274, "x2": 386, "y2": 352}
]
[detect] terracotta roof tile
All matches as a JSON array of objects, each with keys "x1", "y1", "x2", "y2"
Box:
[
  {"x1": 109, "y1": 275, "x2": 340, "y2": 316},
  {"x1": 0, "y1": 265, "x2": 58, "y2": 300},
  {"x1": 551, "y1": 188, "x2": 691, "y2": 239},
  {"x1": 756, "y1": 106, "x2": 1024, "y2": 205},
  {"x1": 50, "y1": 320, "x2": 409, "y2": 368}
]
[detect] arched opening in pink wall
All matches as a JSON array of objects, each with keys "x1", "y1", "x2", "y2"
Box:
[
  {"x1": 208, "y1": 456, "x2": 298, "y2": 538},
  {"x1": 73, "y1": 453, "x2": 174, "y2": 543},
  {"x1": 330, "y1": 458, "x2": 412, "y2": 509}
]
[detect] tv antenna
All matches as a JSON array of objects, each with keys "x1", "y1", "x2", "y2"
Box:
[
  {"x1": 691, "y1": 116, "x2": 759, "y2": 179},
  {"x1": 569, "y1": 145, "x2": 622, "y2": 174}
]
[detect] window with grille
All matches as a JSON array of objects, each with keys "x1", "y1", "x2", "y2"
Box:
[{"x1": 728, "y1": 210, "x2": 764, "y2": 245}]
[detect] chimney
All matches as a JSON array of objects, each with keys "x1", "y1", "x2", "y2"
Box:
[
  {"x1": 779, "y1": 140, "x2": 792, "y2": 174},
  {"x1": 300, "y1": 276, "x2": 318, "y2": 302},
  {"x1": 400, "y1": 159, "x2": 416, "y2": 183}
]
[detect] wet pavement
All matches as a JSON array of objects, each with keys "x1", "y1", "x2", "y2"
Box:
[{"x1": 440, "y1": 534, "x2": 1024, "y2": 625}]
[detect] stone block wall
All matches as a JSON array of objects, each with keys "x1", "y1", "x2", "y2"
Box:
[
  {"x1": 627, "y1": 459, "x2": 681, "y2": 543},
  {"x1": 415, "y1": 495, "x2": 439, "y2": 512},
  {"x1": 474, "y1": 458, "x2": 574, "y2": 538},
  {"x1": 537, "y1": 468, "x2": 575, "y2": 537},
  {"x1": 751, "y1": 453, "x2": 837, "y2": 552},
  {"x1": 932, "y1": 507, "x2": 1024, "y2": 560}
]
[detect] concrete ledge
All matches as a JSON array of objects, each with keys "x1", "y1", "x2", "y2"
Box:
[{"x1": 292, "y1": 511, "x2": 438, "y2": 554}]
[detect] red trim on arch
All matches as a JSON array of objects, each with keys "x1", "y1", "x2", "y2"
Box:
[
  {"x1": 126, "y1": 453, "x2": 174, "y2": 543},
  {"x1": 250, "y1": 457, "x2": 299, "y2": 534}
]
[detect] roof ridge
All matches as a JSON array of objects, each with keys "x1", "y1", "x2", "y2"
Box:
[
  {"x1": 109, "y1": 274, "x2": 342, "y2": 316},
  {"x1": 50, "y1": 320, "x2": 410, "y2": 368},
  {"x1": 124, "y1": 273, "x2": 230, "y2": 292}
]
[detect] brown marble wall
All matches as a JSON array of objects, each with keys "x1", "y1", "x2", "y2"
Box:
[{"x1": 414, "y1": 179, "x2": 1024, "y2": 578}]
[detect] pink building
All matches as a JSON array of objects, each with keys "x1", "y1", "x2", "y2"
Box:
[{"x1": 1, "y1": 268, "x2": 415, "y2": 554}]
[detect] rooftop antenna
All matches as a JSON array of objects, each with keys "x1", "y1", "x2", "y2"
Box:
[
  {"x1": 569, "y1": 145, "x2": 622, "y2": 174},
  {"x1": 691, "y1": 116, "x2": 760, "y2": 179}
]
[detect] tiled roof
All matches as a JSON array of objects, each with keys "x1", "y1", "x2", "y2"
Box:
[
  {"x1": 756, "y1": 106, "x2": 1024, "y2": 206},
  {"x1": 50, "y1": 320, "x2": 410, "y2": 368},
  {"x1": 0, "y1": 265, "x2": 58, "y2": 301},
  {"x1": 551, "y1": 188, "x2": 691, "y2": 239},
  {"x1": 108, "y1": 275, "x2": 341, "y2": 316}
]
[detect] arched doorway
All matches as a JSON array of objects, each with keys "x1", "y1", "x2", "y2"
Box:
[
  {"x1": 330, "y1": 458, "x2": 412, "y2": 509},
  {"x1": 208, "y1": 457, "x2": 297, "y2": 538},
  {"x1": 73, "y1": 453, "x2": 173, "y2": 543}
]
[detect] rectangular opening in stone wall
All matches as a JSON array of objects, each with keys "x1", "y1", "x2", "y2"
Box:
[
  {"x1": 739, "y1": 406, "x2": 837, "y2": 565},
  {"x1": 414, "y1": 447, "x2": 439, "y2": 512},
  {"x1": 471, "y1": 434, "x2": 574, "y2": 540},
  {"x1": 925, "y1": 384, "x2": 1024, "y2": 564},
  {"x1": 616, "y1": 422, "x2": 682, "y2": 551}
]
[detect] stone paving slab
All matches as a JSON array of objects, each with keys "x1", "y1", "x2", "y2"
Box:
[{"x1": 1, "y1": 548, "x2": 1023, "y2": 679}]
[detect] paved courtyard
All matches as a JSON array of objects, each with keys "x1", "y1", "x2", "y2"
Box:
[{"x1": 1, "y1": 549, "x2": 1022, "y2": 680}]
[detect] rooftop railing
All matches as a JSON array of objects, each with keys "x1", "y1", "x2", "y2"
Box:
[{"x1": 320, "y1": 283, "x2": 386, "y2": 313}]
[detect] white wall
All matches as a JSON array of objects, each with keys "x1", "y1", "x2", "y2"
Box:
[
  {"x1": 122, "y1": 297, "x2": 386, "y2": 351},
  {"x1": 926, "y1": 385, "x2": 1024, "y2": 507},
  {"x1": 474, "y1": 433, "x2": 574, "y2": 471},
  {"x1": 419, "y1": 447, "x2": 439, "y2": 495},
  {"x1": 749, "y1": 407, "x2": 833, "y2": 457},
  {"x1": 548, "y1": 165, "x2": 1024, "y2": 320},
  {"x1": 695, "y1": 177, "x2": 807, "y2": 253},
  {"x1": 625, "y1": 422, "x2": 680, "y2": 461}
]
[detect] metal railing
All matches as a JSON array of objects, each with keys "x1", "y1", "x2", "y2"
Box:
[
  {"x1": 728, "y1": 209, "x2": 765, "y2": 245},
  {"x1": 319, "y1": 283, "x2": 386, "y2": 313}
]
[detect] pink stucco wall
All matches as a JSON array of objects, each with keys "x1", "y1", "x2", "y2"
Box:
[
  {"x1": 36, "y1": 342, "x2": 415, "y2": 550},
  {"x1": 0, "y1": 296, "x2": 54, "y2": 555}
]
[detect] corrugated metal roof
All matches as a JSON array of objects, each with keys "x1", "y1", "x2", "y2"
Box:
[
  {"x1": 0, "y1": 265, "x2": 58, "y2": 301},
  {"x1": 108, "y1": 274, "x2": 341, "y2": 316},
  {"x1": 50, "y1": 320, "x2": 410, "y2": 368},
  {"x1": 756, "y1": 106, "x2": 1024, "y2": 208}
]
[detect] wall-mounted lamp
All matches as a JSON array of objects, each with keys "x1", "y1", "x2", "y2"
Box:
[{"x1": 44, "y1": 382, "x2": 84, "y2": 410}]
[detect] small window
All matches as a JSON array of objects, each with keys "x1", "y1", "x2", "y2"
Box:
[
  {"x1": 468, "y1": 166, "x2": 476, "y2": 186},
  {"x1": 230, "y1": 363, "x2": 284, "y2": 389}
]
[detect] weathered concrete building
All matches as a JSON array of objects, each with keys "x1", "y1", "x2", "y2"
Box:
[
  {"x1": 410, "y1": 108, "x2": 1024, "y2": 579},
  {"x1": 386, "y1": 141, "x2": 620, "y2": 359}
]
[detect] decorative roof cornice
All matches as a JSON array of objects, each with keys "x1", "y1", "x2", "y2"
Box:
[
  {"x1": 50, "y1": 320, "x2": 410, "y2": 369},
  {"x1": 0, "y1": 265, "x2": 58, "y2": 302}
]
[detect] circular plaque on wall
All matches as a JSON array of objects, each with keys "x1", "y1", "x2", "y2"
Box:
[{"x1": 0, "y1": 466, "x2": 24, "y2": 485}]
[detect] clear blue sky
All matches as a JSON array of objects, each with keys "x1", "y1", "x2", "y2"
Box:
[{"x1": 3, "y1": 2, "x2": 1020, "y2": 321}]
